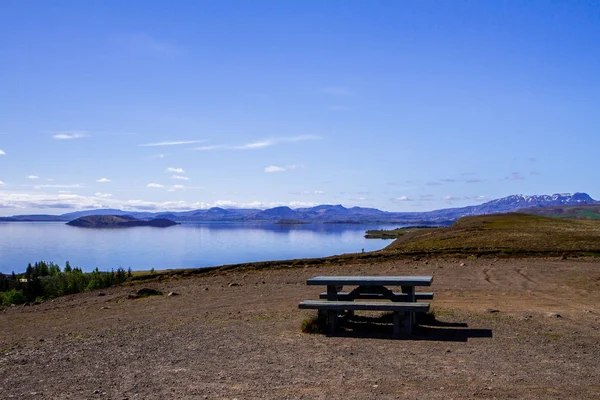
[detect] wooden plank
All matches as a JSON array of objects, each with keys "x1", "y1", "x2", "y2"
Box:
[
  {"x1": 319, "y1": 292, "x2": 434, "y2": 300},
  {"x1": 298, "y1": 300, "x2": 430, "y2": 312},
  {"x1": 306, "y1": 276, "x2": 433, "y2": 287}
]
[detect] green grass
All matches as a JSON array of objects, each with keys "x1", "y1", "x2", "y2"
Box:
[
  {"x1": 522, "y1": 205, "x2": 600, "y2": 220},
  {"x1": 384, "y1": 213, "x2": 600, "y2": 256}
]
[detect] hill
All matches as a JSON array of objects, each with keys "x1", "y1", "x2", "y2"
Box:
[
  {"x1": 66, "y1": 215, "x2": 179, "y2": 228},
  {"x1": 3, "y1": 192, "x2": 598, "y2": 224},
  {"x1": 384, "y1": 213, "x2": 600, "y2": 256},
  {"x1": 519, "y1": 204, "x2": 600, "y2": 220}
]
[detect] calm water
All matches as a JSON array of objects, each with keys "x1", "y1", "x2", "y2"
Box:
[{"x1": 0, "y1": 222, "x2": 396, "y2": 273}]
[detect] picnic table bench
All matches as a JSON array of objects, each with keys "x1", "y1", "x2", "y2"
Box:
[{"x1": 299, "y1": 276, "x2": 433, "y2": 337}]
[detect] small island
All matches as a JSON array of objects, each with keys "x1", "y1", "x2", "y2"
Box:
[
  {"x1": 66, "y1": 215, "x2": 180, "y2": 228},
  {"x1": 275, "y1": 219, "x2": 309, "y2": 225}
]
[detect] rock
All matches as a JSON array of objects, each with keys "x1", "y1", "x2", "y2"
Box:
[
  {"x1": 136, "y1": 288, "x2": 162, "y2": 297},
  {"x1": 228, "y1": 283, "x2": 240, "y2": 287},
  {"x1": 486, "y1": 309, "x2": 501, "y2": 313},
  {"x1": 460, "y1": 263, "x2": 466, "y2": 267},
  {"x1": 546, "y1": 313, "x2": 562, "y2": 318},
  {"x1": 97, "y1": 293, "x2": 106, "y2": 297},
  {"x1": 167, "y1": 291, "x2": 179, "y2": 297}
]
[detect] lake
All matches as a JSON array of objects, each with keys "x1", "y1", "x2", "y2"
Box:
[{"x1": 0, "y1": 222, "x2": 396, "y2": 274}]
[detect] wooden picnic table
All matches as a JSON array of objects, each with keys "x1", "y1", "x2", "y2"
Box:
[{"x1": 301, "y1": 275, "x2": 433, "y2": 336}]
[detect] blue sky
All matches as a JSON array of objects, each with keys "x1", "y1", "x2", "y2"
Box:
[{"x1": 1, "y1": 0, "x2": 599, "y2": 215}]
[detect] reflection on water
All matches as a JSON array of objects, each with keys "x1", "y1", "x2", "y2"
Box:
[{"x1": 0, "y1": 222, "x2": 398, "y2": 273}]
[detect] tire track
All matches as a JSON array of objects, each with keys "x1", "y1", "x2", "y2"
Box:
[{"x1": 515, "y1": 267, "x2": 536, "y2": 284}]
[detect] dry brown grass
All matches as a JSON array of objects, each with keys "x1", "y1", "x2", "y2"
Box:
[{"x1": 385, "y1": 213, "x2": 600, "y2": 256}]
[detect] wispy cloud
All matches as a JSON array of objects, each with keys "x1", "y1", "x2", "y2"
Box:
[
  {"x1": 33, "y1": 184, "x2": 83, "y2": 189},
  {"x1": 166, "y1": 167, "x2": 184, "y2": 173},
  {"x1": 0, "y1": 149, "x2": 5, "y2": 155},
  {"x1": 322, "y1": 87, "x2": 354, "y2": 96},
  {"x1": 27, "y1": 175, "x2": 39, "y2": 180},
  {"x1": 114, "y1": 33, "x2": 182, "y2": 56},
  {"x1": 52, "y1": 131, "x2": 89, "y2": 140},
  {"x1": 97, "y1": 178, "x2": 110, "y2": 183},
  {"x1": 396, "y1": 196, "x2": 412, "y2": 201},
  {"x1": 0, "y1": 190, "x2": 320, "y2": 211},
  {"x1": 443, "y1": 195, "x2": 458, "y2": 201},
  {"x1": 506, "y1": 172, "x2": 525, "y2": 181},
  {"x1": 147, "y1": 183, "x2": 164, "y2": 188},
  {"x1": 95, "y1": 192, "x2": 112, "y2": 198},
  {"x1": 264, "y1": 166, "x2": 285, "y2": 173},
  {"x1": 172, "y1": 175, "x2": 189, "y2": 180},
  {"x1": 0, "y1": 181, "x2": 5, "y2": 186},
  {"x1": 194, "y1": 135, "x2": 321, "y2": 151},
  {"x1": 167, "y1": 184, "x2": 186, "y2": 192},
  {"x1": 193, "y1": 145, "x2": 225, "y2": 151},
  {"x1": 328, "y1": 105, "x2": 351, "y2": 111},
  {"x1": 139, "y1": 140, "x2": 203, "y2": 147},
  {"x1": 264, "y1": 164, "x2": 304, "y2": 173},
  {"x1": 466, "y1": 178, "x2": 484, "y2": 183}
]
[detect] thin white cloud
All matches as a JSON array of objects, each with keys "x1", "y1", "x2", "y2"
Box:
[
  {"x1": 33, "y1": 184, "x2": 83, "y2": 189},
  {"x1": 115, "y1": 33, "x2": 182, "y2": 56},
  {"x1": 147, "y1": 183, "x2": 164, "y2": 188},
  {"x1": 166, "y1": 167, "x2": 184, "y2": 173},
  {"x1": 396, "y1": 196, "x2": 412, "y2": 201},
  {"x1": 506, "y1": 172, "x2": 525, "y2": 181},
  {"x1": 322, "y1": 87, "x2": 354, "y2": 96},
  {"x1": 235, "y1": 140, "x2": 274, "y2": 150},
  {"x1": 0, "y1": 180, "x2": 4, "y2": 186},
  {"x1": 194, "y1": 135, "x2": 321, "y2": 151},
  {"x1": 172, "y1": 175, "x2": 189, "y2": 180},
  {"x1": 97, "y1": 178, "x2": 110, "y2": 183},
  {"x1": 95, "y1": 192, "x2": 112, "y2": 198},
  {"x1": 138, "y1": 140, "x2": 203, "y2": 147},
  {"x1": 193, "y1": 145, "x2": 226, "y2": 151},
  {"x1": 27, "y1": 175, "x2": 39, "y2": 180},
  {"x1": 265, "y1": 166, "x2": 285, "y2": 173},
  {"x1": 443, "y1": 195, "x2": 458, "y2": 201},
  {"x1": 265, "y1": 164, "x2": 304, "y2": 173},
  {"x1": 0, "y1": 149, "x2": 5, "y2": 155},
  {"x1": 52, "y1": 131, "x2": 89, "y2": 140},
  {"x1": 0, "y1": 190, "x2": 320, "y2": 212}
]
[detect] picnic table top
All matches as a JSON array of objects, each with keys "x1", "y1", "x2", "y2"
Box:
[{"x1": 306, "y1": 276, "x2": 433, "y2": 287}]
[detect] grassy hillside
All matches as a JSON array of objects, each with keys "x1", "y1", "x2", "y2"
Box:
[
  {"x1": 384, "y1": 213, "x2": 600, "y2": 256},
  {"x1": 520, "y1": 204, "x2": 600, "y2": 220}
]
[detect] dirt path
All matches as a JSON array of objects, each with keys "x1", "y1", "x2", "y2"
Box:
[{"x1": 1, "y1": 257, "x2": 599, "y2": 399}]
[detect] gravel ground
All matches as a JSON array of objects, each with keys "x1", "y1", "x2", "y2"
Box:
[{"x1": 1, "y1": 257, "x2": 599, "y2": 399}]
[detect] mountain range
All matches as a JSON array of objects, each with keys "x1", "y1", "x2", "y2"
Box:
[{"x1": 0, "y1": 192, "x2": 597, "y2": 225}]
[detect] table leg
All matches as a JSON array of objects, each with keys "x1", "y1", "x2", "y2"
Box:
[
  {"x1": 402, "y1": 286, "x2": 416, "y2": 332},
  {"x1": 326, "y1": 285, "x2": 339, "y2": 334}
]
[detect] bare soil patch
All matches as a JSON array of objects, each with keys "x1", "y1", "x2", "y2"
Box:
[{"x1": 1, "y1": 257, "x2": 599, "y2": 399}]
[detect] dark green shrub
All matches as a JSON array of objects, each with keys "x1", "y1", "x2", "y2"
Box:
[{"x1": 1, "y1": 289, "x2": 27, "y2": 305}]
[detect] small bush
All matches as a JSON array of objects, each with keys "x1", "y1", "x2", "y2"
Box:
[
  {"x1": 300, "y1": 312, "x2": 327, "y2": 334},
  {"x1": 1, "y1": 289, "x2": 27, "y2": 306}
]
